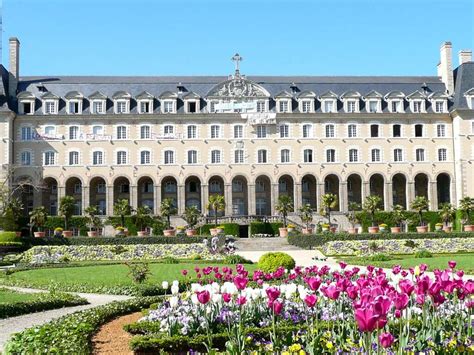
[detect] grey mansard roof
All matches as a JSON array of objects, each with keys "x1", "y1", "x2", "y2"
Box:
[{"x1": 453, "y1": 62, "x2": 474, "y2": 109}]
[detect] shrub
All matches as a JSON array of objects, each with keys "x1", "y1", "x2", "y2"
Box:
[
  {"x1": 225, "y1": 254, "x2": 253, "y2": 265},
  {"x1": 162, "y1": 256, "x2": 180, "y2": 264},
  {"x1": 199, "y1": 223, "x2": 240, "y2": 237},
  {"x1": 414, "y1": 249, "x2": 433, "y2": 258},
  {"x1": 250, "y1": 222, "x2": 282, "y2": 236},
  {"x1": 368, "y1": 253, "x2": 391, "y2": 262},
  {"x1": 257, "y1": 252, "x2": 295, "y2": 273},
  {"x1": 125, "y1": 262, "x2": 151, "y2": 284},
  {"x1": 0, "y1": 231, "x2": 19, "y2": 243}
]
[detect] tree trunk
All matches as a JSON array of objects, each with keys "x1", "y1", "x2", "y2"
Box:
[{"x1": 121, "y1": 215, "x2": 125, "y2": 228}]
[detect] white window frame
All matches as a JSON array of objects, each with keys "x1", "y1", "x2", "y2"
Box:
[
  {"x1": 92, "y1": 150, "x2": 104, "y2": 166},
  {"x1": 184, "y1": 99, "x2": 200, "y2": 114},
  {"x1": 116, "y1": 125, "x2": 128, "y2": 140},
  {"x1": 393, "y1": 148, "x2": 404, "y2": 162},
  {"x1": 434, "y1": 100, "x2": 447, "y2": 113},
  {"x1": 140, "y1": 125, "x2": 151, "y2": 140},
  {"x1": 21, "y1": 126, "x2": 33, "y2": 141},
  {"x1": 325, "y1": 148, "x2": 336, "y2": 163},
  {"x1": 116, "y1": 150, "x2": 128, "y2": 165},
  {"x1": 187, "y1": 125, "x2": 198, "y2": 139},
  {"x1": 67, "y1": 99, "x2": 82, "y2": 115},
  {"x1": 91, "y1": 100, "x2": 106, "y2": 114},
  {"x1": 138, "y1": 99, "x2": 154, "y2": 114},
  {"x1": 345, "y1": 99, "x2": 359, "y2": 113},
  {"x1": 19, "y1": 99, "x2": 35, "y2": 115},
  {"x1": 347, "y1": 123, "x2": 358, "y2": 138},
  {"x1": 68, "y1": 151, "x2": 80, "y2": 166},
  {"x1": 279, "y1": 123, "x2": 289, "y2": 138},
  {"x1": 277, "y1": 99, "x2": 291, "y2": 113},
  {"x1": 303, "y1": 148, "x2": 313, "y2": 163},
  {"x1": 234, "y1": 149, "x2": 244, "y2": 164},
  {"x1": 411, "y1": 100, "x2": 425, "y2": 113},
  {"x1": 302, "y1": 123, "x2": 313, "y2": 138},
  {"x1": 187, "y1": 149, "x2": 198, "y2": 164},
  {"x1": 436, "y1": 123, "x2": 446, "y2": 138},
  {"x1": 233, "y1": 124, "x2": 244, "y2": 139},
  {"x1": 280, "y1": 148, "x2": 291, "y2": 163},
  {"x1": 300, "y1": 99, "x2": 313, "y2": 113},
  {"x1": 256, "y1": 125, "x2": 267, "y2": 138},
  {"x1": 20, "y1": 150, "x2": 32, "y2": 166},
  {"x1": 388, "y1": 99, "x2": 404, "y2": 113},
  {"x1": 163, "y1": 150, "x2": 175, "y2": 165},
  {"x1": 392, "y1": 123, "x2": 403, "y2": 138},
  {"x1": 371, "y1": 147, "x2": 381, "y2": 162},
  {"x1": 210, "y1": 149, "x2": 222, "y2": 164},
  {"x1": 210, "y1": 124, "x2": 222, "y2": 139},
  {"x1": 322, "y1": 99, "x2": 337, "y2": 113},
  {"x1": 438, "y1": 148, "x2": 447, "y2": 161},
  {"x1": 415, "y1": 148, "x2": 426, "y2": 162},
  {"x1": 367, "y1": 100, "x2": 380, "y2": 113},
  {"x1": 162, "y1": 100, "x2": 176, "y2": 114},
  {"x1": 257, "y1": 148, "x2": 268, "y2": 164},
  {"x1": 43, "y1": 151, "x2": 56, "y2": 166},
  {"x1": 43, "y1": 100, "x2": 58, "y2": 115},
  {"x1": 68, "y1": 126, "x2": 80, "y2": 140},
  {"x1": 114, "y1": 99, "x2": 130, "y2": 114},
  {"x1": 325, "y1": 124, "x2": 336, "y2": 138},
  {"x1": 348, "y1": 148, "x2": 359, "y2": 163},
  {"x1": 140, "y1": 150, "x2": 151, "y2": 165}
]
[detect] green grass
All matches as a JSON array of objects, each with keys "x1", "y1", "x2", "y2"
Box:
[
  {"x1": 1, "y1": 262, "x2": 259, "y2": 290},
  {"x1": 341, "y1": 253, "x2": 474, "y2": 274},
  {"x1": 0, "y1": 288, "x2": 44, "y2": 304}
]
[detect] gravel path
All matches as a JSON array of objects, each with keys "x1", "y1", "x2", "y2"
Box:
[{"x1": 0, "y1": 286, "x2": 131, "y2": 353}]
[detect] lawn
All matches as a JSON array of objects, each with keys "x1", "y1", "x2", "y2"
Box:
[
  {"x1": 340, "y1": 253, "x2": 474, "y2": 274},
  {"x1": 0, "y1": 288, "x2": 43, "y2": 304},
  {"x1": 0, "y1": 262, "x2": 259, "y2": 291}
]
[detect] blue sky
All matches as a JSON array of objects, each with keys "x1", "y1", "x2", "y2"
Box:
[{"x1": 2, "y1": 0, "x2": 473, "y2": 76}]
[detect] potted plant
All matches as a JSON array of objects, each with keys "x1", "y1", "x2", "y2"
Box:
[
  {"x1": 53, "y1": 227, "x2": 63, "y2": 237},
  {"x1": 391, "y1": 205, "x2": 404, "y2": 233},
  {"x1": 275, "y1": 195, "x2": 294, "y2": 237},
  {"x1": 206, "y1": 194, "x2": 225, "y2": 236},
  {"x1": 439, "y1": 203, "x2": 455, "y2": 232},
  {"x1": 298, "y1": 204, "x2": 313, "y2": 234},
  {"x1": 176, "y1": 226, "x2": 186, "y2": 235},
  {"x1": 58, "y1": 196, "x2": 76, "y2": 237},
  {"x1": 321, "y1": 193, "x2": 338, "y2": 228},
  {"x1": 345, "y1": 202, "x2": 360, "y2": 234},
  {"x1": 363, "y1": 195, "x2": 382, "y2": 234},
  {"x1": 115, "y1": 226, "x2": 126, "y2": 236},
  {"x1": 459, "y1": 196, "x2": 474, "y2": 232},
  {"x1": 85, "y1": 206, "x2": 101, "y2": 237},
  {"x1": 321, "y1": 223, "x2": 330, "y2": 232},
  {"x1": 286, "y1": 223, "x2": 295, "y2": 233},
  {"x1": 113, "y1": 199, "x2": 132, "y2": 233},
  {"x1": 410, "y1": 196, "x2": 429, "y2": 233},
  {"x1": 135, "y1": 206, "x2": 152, "y2": 236},
  {"x1": 183, "y1": 205, "x2": 201, "y2": 236},
  {"x1": 161, "y1": 198, "x2": 177, "y2": 236},
  {"x1": 435, "y1": 222, "x2": 443, "y2": 232},
  {"x1": 29, "y1": 206, "x2": 48, "y2": 238},
  {"x1": 379, "y1": 223, "x2": 388, "y2": 232}
]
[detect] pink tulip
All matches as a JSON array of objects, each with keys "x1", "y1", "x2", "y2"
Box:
[
  {"x1": 266, "y1": 287, "x2": 281, "y2": 302},
  {"x1": 203, "y1": 267, "x2": 212, "y2": 275},
  {"x1": 222, "y1": 293, "x2": 232, "y2": 303},
  {"x1": 304, "y1": 294, "x2": 318, "y2": 308},
  {"x1": 339, "y1": 261, "x2": 347, "y2": 269},
  {"x1": 399, "y1": 279, "x2": 414, "y2": 296},
  {"x1": 236, "y1": 295, "x2": 247, "y2": 306},
  {"x1": 181, "y1": 269, "x2": 188, "y2": 276},
  {"x1": 379, "y1": 332, "x2": 395, "y2": 348},
  {"x1": 394, "y1": 309, "x2": 402, "y2": 318},
  {"x1": 401, "y1": 270, "x2": 408, "y2": 277},
  {"x1": 196, "y1": 290, "x2": 210, "y2": 304},
  {"x1": 233, "y1": 275, "x2": 248, "y2": 290},
  {"x1": 392, "y1": 265, "x2": 401, "y2": 275},
  {"x1": 354, "y1": 307, "x2": 378, "y2": 332},
  {"x1": 393, "y1": 292, "x2": 409, "y2": 310},
  {"x1": 269, "y1": 300, "x2": 283, "y2": 315},
  {"x1": 448, "y1": 260, "x2": 457, "y2": 269},
  {"x1": 306, "y1": 277, "x2": 322, "y2": 291},
  {"x1": 323, "y1": 285, "x2": 340, "y2": 300},
  {"x1": 194, "y1": 266, "x2": 200, "y2": 273},
  {"x1": 465, "y1": 280, "x2": 474, "y2": 294}
]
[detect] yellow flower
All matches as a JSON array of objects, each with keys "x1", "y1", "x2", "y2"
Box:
[
  {"x1": 282, "y1": 352, "x2": 290, "y2": 355},
  {"x1": 457, "y1": 345, "x2": 465, "y2": 353},
  {"x1": 326, "y1": 342, "x2": 334, "y2": 349},
  {"x1": 414, "y1": 265, "x2": 421, "y2": 276},
  {"x1": 299, "y1": 350, "x2": 306, "y2": 355},
  {"x1": 448, "y1": 339, "x2": 457, "y2": 347},
  {"x1": 289, "y1": 344, "x2": 302, "y2": 352}
]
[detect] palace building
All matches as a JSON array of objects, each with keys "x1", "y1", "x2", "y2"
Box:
[{"x1": 0, "y1": 38, "x2": 473, "y2": 225}]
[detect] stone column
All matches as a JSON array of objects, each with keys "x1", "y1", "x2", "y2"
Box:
[
  {"x1": 130, "y1": 184, "x2": 138, "y2": 210},
  {"x1": 294, "y1": 183, "x2": 302, "y2": 212},
  {"x1": 201, "y1": 184, "x2": 209, "y2": 216},
  {"x1": 385, "y1": 182, "x2": 393, "y2": 211},
  {"x1": 339, "y1": 181, "x2": 348, "y2": 212},
  {"x1": 177, "y1": 184, "x2": 185, "y2": 215},
  {"x1": 430, "y1": 181, "x2": 438, "y2": 211},
  {"x1": 407, "y1": 181, "x2": 415, "y2": 208},
  {"x1": 248, "y1": 184, "x2": 256, "y2": 215},
  {"x1": 224, "y1": 183, "x2": 232, "y2": 216},
  {"x1": 154, "y1": 185, "x2": 161, "y2": 215},
  {"x1": 271, "y1": 183, "x2": 279, "y2": 216},
  {"x1": 106, "y1": 185, "x2": 114, "y2": 216},
  {"x1": 57, "y1": 185, "x2": 66, "y2": 200},
  {"x1": 317, "y1": 182, "x2": 324, "y2": 210},
  {"x1": 83, "y1": 185, "x2": 90, "y2": 213},
  {"x1": 33, "y1": 188, "x2": 42, "y2": 209}
]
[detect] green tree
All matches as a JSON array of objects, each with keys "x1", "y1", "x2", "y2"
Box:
[
  {"x1": 275, "y1": 195, "x2": 294, "y2": 228},
  {"x1": 439, "y1": 203, "x2": 455, "y2": 227},
  {"x1": 59, "y1": 196, "x2": 76, "y2": 230},
  {"x1": 113, "y1": 199, "x2": 132, "y2": 228},
  {"x1": 206, "y1": 194, "x2": 226, "y2": 227},
  {"x1": 183, "y1": 205, "x2": 201, "y2": 230},
  {"x1": 29, "y1": 206, "x2": 48, "y2": 232},
  {"x1": 298, "y1": 204, "x2": 313, "y2": 229},
  {"x1": 392, "y1": 204, "x2": 405, "y2": 227},
  {"x1": 160, "y1": 198, "x2": 177, "y2": 230},
  {"x1": 345, "y1": 202, "x2": 361, "y2": 228},
  {"x1": 84, "y1": 205, "x2": 101, "y2": 232},
  {"x1": 321, "y1": 193, "x2": 338, "y2": 225},
  {"x1": 363, "y1": 195, "x2": 382, "y2": 227},
  {"x1": 135, "y1": 206, "x2": 153, "y2": 231},
  {"x1": 459, "y1": 196, "x2": 473, "y2": 226},
  {"x1": 410, "y1": 196, "x2": 429, "y2": 226},
  {"x1": 1, "y1": 197, "x2": 23, "y2": 231}
]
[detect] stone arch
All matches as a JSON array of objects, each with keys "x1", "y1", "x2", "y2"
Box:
[
  {"x1": 65, "y1": 177, "x2": 82, "y2": 215},
  {"x1": 414, "y1": 173, "x2": 429, "y2": 199},
  {"x1": 324, "y1": 174, "x2": 340, "y2": 211},
  {"x1": 392, "y1": 173, "x2": 407, "y2": 209},
  {"x1": 232, "y1": 175, "x2": 248, "y2": 215},
  {"x1": 41, "y1": 177, "x2": 58, "y2": 216},
  {"x1": 89, "y1": 176, "x2": 107, "y2": 215},
  {"x1": 347, "y1": 173, "x2": 362, "y2": 206},
  {"x1": 301, "y1": 174, "x2": 317, "y2": 209},
  {"x1": 255, "y1": 175, "x2": 271, "y2": 216},
  {"x1": 113, "y1": 176, "x2": 131, "y2": 205},
  {"x1": 137, "y1": 176, "x2": 155, "y2": 211},
  {"x1": 437, "y1": 173, "x2": 451, "y2": 207},
  {"x1": 278, "y1": 174, "x2": 294, "y2": 211},
  {"x1": 369, "y1": 173, "x2": 385, "y2": 207},
  {"x1": 161, "y1": 176, "x2": 178, "y2": 211},
  {"x1": 185, "y1": 176, "x2": 202, "y2": 212}
]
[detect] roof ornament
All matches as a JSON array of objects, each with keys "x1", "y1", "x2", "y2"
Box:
[{"x1": 231, "y1": 53, "x2": 243, "y2": 78}]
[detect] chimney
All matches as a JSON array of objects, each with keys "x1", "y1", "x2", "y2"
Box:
[
  {"x1": 8, "y1": 37, "x2": 20, "y2": 98},
  {"x1": 459, "y1": 50, "x2": 472, "y2": 65},
  {"x1": 439, "y1": 41, "x2": 454, "y2": 94}
]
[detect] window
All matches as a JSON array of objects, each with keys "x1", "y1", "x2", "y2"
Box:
[
  {"x1": 325, "y1": 124, "x2": 335, "y2": 138},
  {"x1": 164, "y1": 150, "x2": 174, "y2": 164},
  {"x1": 140, "y1": 151, "x2": 151, "y2": 164},
  {"x1": 416, "y1": 148, "x2": 425, "y2": 162},
  {"x1": 139, "y1": 101, "x2": 151, "y2": 114},
  {"x1": 22, "y1": 102, "x2": 33, "y2": 114},
  {"x1": 348, "y1": 124, "x2": 357, "y2": 138},
  {"x1": 413, "y1": 101, "x2": 422, "y2": 113},
  {"x1": 140, "y1": 125, "x2": 151, "y2": 139},
  {"x1": 436, "y1": 124, "x2": 446, "y2": 137},
  {"x1": 280, "y1": 149, "x2": 290, "y2": 163},
  {"x1": 163, "y1": 101, "x2": 174, "y2": 113},
  {"x1": 323, "y1": 100, "x2": 334, "y2": 113},
  {"x1": 279, "y1": 100, "x2": 289, "y2": 113},
  {"x1": 69, "y1": 126, "x2": 79, "y2": 140},
  {"x1": 92, "y1": 101, "x2": 104, "y2": 114},
  {"x1": 21, "y1": 151, "x2": 31, "y2": 166},
  {"x1": 349, "y1": 149, "x2": 358, "y2": 162},
  {"x1": 120, "y1": 184, "x2": 129, "y2": 193},
  {"x1": 97, "y1": 183, "x2": 106, "y2": 193},
  {"x1": 116, "y1": 126, "x2": 127, "y2": 140},
  {"x1": 302, "y1": 124, "x2": 312, "y2": 138},
  {"x1": 279, "y1": 124, "x2": 289, "y2": 138},
  {"x1": 164, "y1": 181, "x2": 176, "y2": 193},
  {"x1": 371, "y1": 148, "x2": 381, "y2": 162},
  {"x1": 303, "y1": 149, "x2": 313, "y2": 163},
  {"x1": 368, "y1": 100, "x2": 378, "y2": 113},
  {"x1": 233, "y1": 125, "x2": 243, "y2": 139},
  {"x1": 347, "y1": 101, "x2": 356, "y2": 113},
  {"x1": 232, "y1": 180, "x2": 243, "y2": 192},
  {"x1": 209, "y1": 101, "x2": 216, "y2": 113},
  {"x1": 211, "y1": 150, "x2": 221, "y2": 164},
  {"x1": 301, "y1": 100, "x2": 312, "y2": 113},
  {"x1": 257, "y1": 149, "x2": 267, "y2": 163},
  {"x1": 44, "y1": 126, "x2": 55, "y2": 136},
  {"x1": 438, "y1": 148, "x2": 447, "y2": 161},
  {"x1": 187, "y1": 125, "x2": 197, "y2": 139},
  {"x1": 326, "y1": 149, "x2": 336, "y2": 162},
  {"x1": 116, "y1": 151, "x2": 127, "y2": 165},
  {"x1": 164, "y1": 125, "x2": 174, "y2": 136},
  {"x1": 210, "y1": 125, "x2": 220, "y2": 139},
  {"x1": 68, "y1": 101, "x2": 80, "y2": 114},
  {"x1": 256, "y1": 125, "x2": 267, "y2": 138},
  {"x1": 92, "y1": 151, "x2": 103, "y2": 165},
  {"x1": 187, "y1": 150, "x2": 197, "y2": 164},
  {"x1": 391, "y1": 101, "x2": 401, "y2": 113},
  {"x1": 45, "y1": 101, "x2": 57, "y2": 114},
  {"x1": 116, "y1": 101, "x2": 127, "y2": 114},
  {"x1": 187, "y1": 101, "x2": 197, "y2": 113},
  {"x1": 92, "y1": 126, "x2": 103, "y2": 136},
  {"x1": 393, "y1": 124, "x2": 401, "y2": 137},
  {"x1": 44, "y1": 151, "x2": 55, "y2": 166},
  {"x1": 370, "y1": 124, "x2": 379, "y2": 138},
  {"x1": 234, "y1": 149, "x2": 244, "y2": 164},
  {"x1": 415, "y1": 124, "x2": 423, "y2": 137},
  {"x1": 209, "y1": 181, "x2": 221, "y2": 193},
  {"x1": 21, "y1": 127, "x2": 33, "y2": 141},
  {"x1": 393, "y1": 148, "x2": 403, "y2": 162},
  {"x1": 257, "y1": 101, "x2": 266, "y2": 113},
  {"x1": 69, "y1": 151, "x2": 79, "y2": 165},
  {"x1": 256, "y1": 180, "x2": 265, "y2": 192},
  {"x1": 435, "y1": 101, "x2": 445, "y2": 113}
]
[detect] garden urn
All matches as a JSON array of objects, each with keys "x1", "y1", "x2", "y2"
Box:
[
  {"x1": 163, "y1": 229, "x2": 176, "y2": 237},
  {"x1": 464, "y1": 225, "x2": 474, "y2": 232},
  {"x1": 442, "y1": 226, "x2": 452, "y2": 233},
  {"x1": 186, "y1": 229, "x2": 197, "y2": 236},
  {"x1": 368, "y1": 226, "x2": 379, "y2": 234},
  {"x1": 87, "y1": 231, "x2": 98, "y2": 237},
  {"x1": 62, "y1": 230, "x2": 73, "y2": 237},
  {"x1": 347, "y1": 227, "x2": 358, "y2": 234},
  {"x1": 34, "y1": 231, "x2": 45, "y2": 238},
  {"x1": 390, "y1": 226, "x2": 401, "y2": 234},
  {"x1": 416, "y1": 226, "x2": 428, "y2": 233},
  {"x1": 137, "y1": 231, "x2": 149, "y2": 237},
  {"x1": 279, "y1": 227, "x2": 288, "y2": 237},
  {"x1": 301, "y1": 227, "x2": 313, "y2": 235}
]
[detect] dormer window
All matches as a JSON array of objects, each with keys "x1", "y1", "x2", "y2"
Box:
[
  {"x1": 278, "y1": 100, "x2": 290, "y2": 113},
  {"x1": 21, "y1": 101, "x2": 33, "y2": 114},
  {"x1": 163, "y1": 101, "x2": 174, "y2": 113},
  {"x1": 391, "y1": 100, "x2": 402, "y2": 113},
  {"x1": 412, "y1": 101, "x2": 422, "y2": 113},
  {"x1": 65, "y1": 91, "x2": 83, "y2": 115},
  {"x1": 323, "y1": 100, "x2": 335, "y2": 113},
  {"x1": 139, "y1": 101, "x2": 152, "y2": 114},
  {"x1": 256, "y1": 101, "x2": 266, "y2": 113},
  {"x1": 384, "y1": 91, "x2": 406, "y2": 113},
  {"x1": 113, "y1": 91, "x2": 131, "y2": 114},
  {"x1": 341, "y1": 92, "x2": 361, "y2": 113},
  {"x1": 89, "y1": 91, "x2": 107, "y2": 114},
  {"x1": 364, "y1": 91, "x2": 383, "y2": 113},
  {"x1": 346, "y1": 100, "x2": 357, "y2": 113},
  {"x1": 301, "y1": 100, "x2": 312, "y2": 113},
  {"x1": 434, "y1": 101, "x2": 446, "y2": 113},
  {"x1": 368, "y1": 100, "x2": 378, "y2": 113},
  {"x1": 68, "y1": 101, "x2": 80, "y2": 114},
  {"x1": 407, "y1": 91, "x2": 426, "y2": 113},
  {"x1": 159, "y1": 91, "x2": 178, "y2": 114},
  {"x1": 464, "y1": 89, "x2": 474, "y2": 109},
  {"x1": 135, "y1": 91, "x2": 154, "y2": 114},
  {"x1": 183, "y1": 92, "x2": 200, "y2": 114},
  {"x1": 92, "y1": 101, "x2": 105, "y2": 114},
  {"x1": 44, "y1": 100, "x2": 57, "y2": 114}
]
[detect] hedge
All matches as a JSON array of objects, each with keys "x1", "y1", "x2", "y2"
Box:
[
  {"x1": 199, "y1": 223, "x2": 240, "y2": 237},
  {"x1": 0, "y1": 291, "x2": 88, "y2": 319},
  {"x1": 355, "y1": 211, "x2": 443, "y2": 233},
  {"x1": 250, "y1": 221, "x2": 283, "y2": 236},
  {"x1": 287, "y1": 231, "x2": 474, "y2": 249},
  {"x1": 5, "y1": 296, "x2": 162, "y2": 354},
  {"x1": 0, "y1": 231, "x2": 19, "y2": 243}
]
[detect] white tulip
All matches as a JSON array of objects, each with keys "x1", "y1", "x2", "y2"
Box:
[
  {"x1": 169, "y1": 296, "x2": 179, "y2": 308},
  {"x1": 162, "y1": 281, "x2": 169, "y2": 290},
  {"x1": 171, "y1": 285, "x2": 179, "y2": 295},
  {"x1": 212, "y1": 293, "x2": 222, "y2": 304},
  {"x1": 191, "y1": 294, "x2": 199, "y2": 305},
  {"x1": 172, "y1": 280, "x2": 179, "y2": 287},
  {"x1": 211, "y1": 282, "x2": 220, "y2": 293},
  {"x1": 191, "y1": 283, "x2": 201, "y2": 293}
]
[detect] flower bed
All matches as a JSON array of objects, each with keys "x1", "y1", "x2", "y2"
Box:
[
  {"x1": 320, "y1": 238, "x2": 474, "y2": 256},
  {"x1": 127, "y1": 263, "x2": 474, "y2": 353},
  {"x1": 20, "y1": 244, "x2": 223, "y2": 264}
]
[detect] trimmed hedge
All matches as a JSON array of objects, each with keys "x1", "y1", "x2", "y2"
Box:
[
  {"x1": 250, "y1": 221, "x2": 283, "y2": 236},
  {"x1": 258, "y1": 252, "x2": 295, "y2": 272},
  {"x1": 287, "y1": 231, "x2": 474, "y2": 249},
  {"x1": 356, "y1": 211, "x2": 442, "y2": 232},
  {"x1": 0, "y1": 231, "x2": 19, "y2": 243},
  {"x1": 0, "y1": 291, "x2": 88, "y2": 319},
  {"x1": 5, "y1": 296, "x2": 162, "y2": 354},
  {"x1": 199, "y1": 223, "x2": 240, "y2": 237}
]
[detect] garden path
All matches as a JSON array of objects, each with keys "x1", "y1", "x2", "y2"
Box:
[{"x1": 0, "y1": 286, "x2": 131, "y2": 353}]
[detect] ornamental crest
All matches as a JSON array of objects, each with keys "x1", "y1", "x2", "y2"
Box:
[{"x1": 208, "y1": 78, "x2": 269, "y2": 98}]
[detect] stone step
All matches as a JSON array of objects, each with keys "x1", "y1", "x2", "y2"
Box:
[{"x1": 235, "y1": 237, "x2": 301, "y2": 252}]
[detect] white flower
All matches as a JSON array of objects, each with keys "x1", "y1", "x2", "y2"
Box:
[
  {"x1": 211, "y1": 282, "x2": 220, "y2": 294},
  {"x1": 212, "y1": 293, "x2": 222, "y2": 304},
  {"x1": 172, "y1": 280, "x2": 179, "y2": 287},
  {"x1": 169, "y1": 296, "x2": 179, "y2": 308},
  {"x1": 171, "y1": 285, "x2": 179, "y2": 295},
  {"x1": 162, "y1": 281, "x2": 169, "y2": 290},
  {"x1": 191, "y1": 283, "x2": 201, "y2": 293},
  {"x1": 191, "y1": 294, "x2": 199, "y2": 305}
]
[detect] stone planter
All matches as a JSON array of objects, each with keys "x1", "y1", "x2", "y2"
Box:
[
  {"x1": 163, "y1": 229, "x2": 176, "y2": 237},
  {"x1": 443, "y1": 226, "x2": 452, "y2": 233},
  {"x1": 301, "y1": 227, "x2": 313, "y2": 235},
  {"x1": 87, "y1": 231, "x2": 98, "y2": 237},
  {"x1": 186, "y1": 229, "x2": 197, "y2": 236},
  {"x1": 137, "y1": 231, "x2": 149, "y2": 237},
  {"x1": 368, "y1": 226, "x2": 379, "y2": 234},
  {"x1": 416, "y1": 226, "x2": 428, "y2": 233},
  {"x1": 464, "y1": 225, "x2": 474, "y2": 232},
  {"x1": 34, "y1": 231, "x2": 45, "y2": 238},
  {"x1": 279, "y1": 227, "x2": 288, "y2": 237},
  {"x1": 62, "y1": 230, "x2": 73, "y2": 237},
  {"x1": 391, "y1": 226, "x2": 401, "y2": 234},
  {"x1": 347, "y1": 227, "x2": 358, "y2": 234}
]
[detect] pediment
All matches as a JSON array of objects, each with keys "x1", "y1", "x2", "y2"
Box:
[
  {"x1": 65, "y1": 91, "x2": 84, "y2": 99},
  {"x1": 89, "y1": 91, "x2": 107, "y2": 100},
  {"x1": 112, "y1": 91, "x2": 131, "y2": 100},
  {"x1": 275, "y1": 90, "x2": 293, "y2": 98},
  {"x1": 319, "y1": 91, "x2": 338, "y2": 99},
  {"x1": 41, "y1": 92, "x2": 59, "y2": 100},
  {"x1": 136, "y1": 91, "x2": 154, "y2": 100},
  {"x1": 406, "y1": 90, "x2": 426, "y2": 99},
  {"x1": 297, "y1": 90, "x2": 316, "y2": 99},
  {"x1": 340, "y1": 91, "x2": 361, "y2": 99},
  {"x1": 428, "y1": 91, "x2": 448, "y2": 99},
  {"x1": 384, "y1": 91, "x2": 405, "y2": 99},
  {"x1": 159, "y1": 91, "x2": 178, "y2": 99},
  {"x1": 464, "y1": 87, "x2": 474, "y2": 96},
  {"x1": 207, "y1": 78, "x2": 270, "y2": 98},
  {"x1": 17, "y1": 91, "x2": 35, "y2": 100},
  {"x1": 364, "y1": 90, "x2": 383, "y2": 99},
  {"x1": 183, "y1": 91, "x2": 200, "y2": 100}
]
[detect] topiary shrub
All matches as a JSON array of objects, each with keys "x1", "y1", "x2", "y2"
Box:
[
  {"x1": 257, "y1": 252, "x2": 295, "y2": 272},
  {"x1": 414, "y1": 249, "x2": 433, "y2": 258},
  {"x1": 225, "y1": 254, "x2": 253, "y2": 264}
]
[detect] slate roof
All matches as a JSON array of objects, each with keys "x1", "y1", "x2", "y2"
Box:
[{"x1": 453, "y1": 62, "x2": 474, "y2": 109}]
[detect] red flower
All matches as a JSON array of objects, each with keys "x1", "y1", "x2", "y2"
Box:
[
  {"x1": 181, "y1": 269, "x2": 188, "y2": 276},
  {"x1": 233, "y1": 275, "x2": 248, "y2": 291},
  {"x1": 268, "y1": 300, "x2": 283, "y2": 315},
  {"x1": 304, "y1": 294, "x2": 318, "y2": 308},
  {"x1": 448, "y1": 260, "x2": 457, "y2": 269},
  {"x1": 266, "y1": 287, "x2": 280, "y2": 302},
  {"x1": 236, "y1": 295, "x2": 247, "y2": 306},
  {"x1": 196, "y1": 290, "x2": 210, "y2": 304},
  {"x1": 222, "y1": 293, "x2": 232, "y2": 303},
  {"x1": 379, "y1": 332, "x2": 395, "y2": 348}
]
